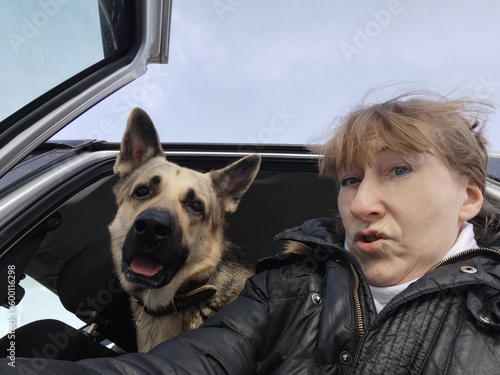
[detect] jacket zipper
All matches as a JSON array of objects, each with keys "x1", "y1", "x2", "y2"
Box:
[
  {"x1": 348, "y1": 247, "x2": 499, "y2": 337},
  {"x1": 348, "y1": 262, "x2": 364, "y2": 336},
  {"x1": 424, "y1": 247, "x2": 500, "y2": 275}
]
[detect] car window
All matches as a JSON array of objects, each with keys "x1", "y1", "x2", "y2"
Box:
[
  {"x1": 0, "y1": 275, "x2": 84, "y2": 338},
  {"x1": 53, "y1": 0, "x2": 500, "y2": 150},
  {"x1": 0, "y1": 0, "x2": 133, "y2": 124}
]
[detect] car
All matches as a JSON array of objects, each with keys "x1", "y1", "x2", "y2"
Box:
[{"x1": 1, "y1": 0, "x2": 500, "y2": 363}]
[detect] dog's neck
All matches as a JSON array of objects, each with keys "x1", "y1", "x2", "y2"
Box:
[{"x1": 133, "y1": 280, "x2": 217, "y2": 317}]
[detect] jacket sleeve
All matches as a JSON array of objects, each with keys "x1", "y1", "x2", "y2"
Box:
[{"x1": 1, "y1": 272, "x2": 272, "y2": 375}]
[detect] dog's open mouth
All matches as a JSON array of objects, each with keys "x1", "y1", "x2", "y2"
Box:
[
  {"x1": 123, "y1": 253, "x2": 167, "y2": 288},
  {"x1": 121, "y1": 209, "x2": 189, "y2": 288},
  {"x1": 130, "y1": 255, "x2": 163, "y2": 277}
]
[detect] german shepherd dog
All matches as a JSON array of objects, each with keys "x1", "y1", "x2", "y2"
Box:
[{"x1": 109, "y1": 108, "x2": 260, "y2": 352}]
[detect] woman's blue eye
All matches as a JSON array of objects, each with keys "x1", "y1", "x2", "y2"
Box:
[
  {"x1": 393, "y1": 166, "x2": 410, "y2": 176},
  {"x1": 341, "y1": 177, "x2": 361, "y2": 186}
]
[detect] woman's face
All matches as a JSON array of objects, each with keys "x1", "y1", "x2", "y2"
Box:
[{"x1": 338, "y1": 140, "x2": 482, "y2": 286}]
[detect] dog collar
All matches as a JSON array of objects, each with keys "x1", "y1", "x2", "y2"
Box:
[{"x1": 133, "y1": 284, "x2": 217, "y2": 317}]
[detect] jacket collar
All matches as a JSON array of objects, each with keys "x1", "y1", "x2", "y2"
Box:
[
  {"x1": 273, "y1": 217, "x2": 344, "y2": 247},
  {"x1": 271, "y1": 217, "x2": 500, "y2": 275},
  {"x1": 270, "y1": 217, "x2": 500, "y2": 303},
  {"x1": 376, "y1": 249, "x2": 500, "y2": 330}
]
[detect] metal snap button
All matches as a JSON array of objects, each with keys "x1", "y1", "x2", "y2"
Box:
[
  {"x1": 311, "y1": 293, "x2": 322, "y2": 305},
  {"x1": 478, "y1": 315, "x2": 491, "y2": 324},
  {"x1": 340, "y1": 351, "x2": 352, "y2": 364},
  {"x1": 460, "y1": 266, "x2": 477, "y2": 274}
]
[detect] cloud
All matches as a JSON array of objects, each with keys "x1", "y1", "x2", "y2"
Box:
[{"x1": 52, "y1": 0, "x2": 500, "y2": 149}]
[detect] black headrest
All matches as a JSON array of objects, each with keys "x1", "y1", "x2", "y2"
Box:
[{"x1": 57, "y1": 238, "x2": 137, "y2": 352}]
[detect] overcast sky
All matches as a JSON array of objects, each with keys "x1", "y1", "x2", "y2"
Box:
[
  {"x1": 3, "y1": 0, "x2": 500, "y2": 150},
  {"x1": 55, "y1": 0, "x2": 500, "y2": 151}
]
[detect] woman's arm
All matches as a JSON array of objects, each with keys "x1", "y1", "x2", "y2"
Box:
[{"x1": 2, "y1": 273, "x2": 271, "y2": 375}]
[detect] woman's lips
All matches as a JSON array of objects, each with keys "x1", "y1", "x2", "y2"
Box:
[
  {"x1": 356, "y1": 238, "x2": 383, "y2": 251},
  {"x1": 354, "y1": 230, "x2": 387, "y2": 251}
]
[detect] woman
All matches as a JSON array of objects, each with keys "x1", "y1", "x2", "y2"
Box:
[{"x1": 9, "y1": 92, "x2": 500, "y2": 374}]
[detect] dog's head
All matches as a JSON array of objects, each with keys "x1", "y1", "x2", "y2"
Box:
[{"x1": 109, "y1": 108, "x2": 260, "y2": 295}]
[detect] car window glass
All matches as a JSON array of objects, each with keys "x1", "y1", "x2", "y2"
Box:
[
  {"x1": 0, "y1": 0, "x2": 134, "y2": 125},
  {"x1": 0, "y1": 275, "x2": 84, "y2": 338},
  {"x1": 0, "y1": 1, "x2": 102, "y2": 122},
  {"x1": 53, "y1": 1, "x2": 500, "y2": 150}
]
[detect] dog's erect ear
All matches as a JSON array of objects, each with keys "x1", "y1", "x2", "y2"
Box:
[
  {"x1": 210, "y1": 154, "x2": 261, "y2": 214},
  {"x1": 114, "y1": 108, "x2": 164, "y2": 178}
]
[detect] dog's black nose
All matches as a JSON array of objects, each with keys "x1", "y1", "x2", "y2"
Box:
[{"x1": 134, "y1": 210, "x2": 173, "y2": 242}]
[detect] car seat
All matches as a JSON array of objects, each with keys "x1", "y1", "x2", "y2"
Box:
[
  {"x1": 56, "y1": 237, "x2": 137, "y2": 353},
  {"x1": 0, "y1": 318, "x2": 116, "y2": 360}
]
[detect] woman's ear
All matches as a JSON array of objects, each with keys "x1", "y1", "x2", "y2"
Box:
[{"x1": 459, "y1": 179, "x2": 483, "y2": 221}]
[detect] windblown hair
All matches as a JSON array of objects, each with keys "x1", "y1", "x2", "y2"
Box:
[{"x1": 311, "y1": 90, "x2": 500, "y2": 241}]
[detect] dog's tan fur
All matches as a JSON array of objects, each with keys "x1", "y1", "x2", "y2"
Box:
[
  {"x1": 282, "y1": 241, "x2": 314, "y2": 256},
  {"x1": 109, "y1": 108, "x2": 260, "y2": 352}
]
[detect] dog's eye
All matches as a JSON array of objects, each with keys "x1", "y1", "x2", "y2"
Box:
[
  {"x1": 189, "y1": 200, "x2": 204, "y2": 215},
  {"x1": 134, "y1": 185, "x2": 150, "y2": 198}
]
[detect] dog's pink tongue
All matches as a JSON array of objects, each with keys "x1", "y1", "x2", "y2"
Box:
[{"x1": 131, "y1": 257, "x2": 162, "y2": 277}]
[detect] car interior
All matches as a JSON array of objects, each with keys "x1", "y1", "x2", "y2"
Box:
[{"x1": 0, "y1": 145, "x2": 336, "y2": 360}]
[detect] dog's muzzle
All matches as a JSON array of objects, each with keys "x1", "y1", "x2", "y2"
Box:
[{"x1": 122, "y1": 209, "x2": 188, "y2": 288}]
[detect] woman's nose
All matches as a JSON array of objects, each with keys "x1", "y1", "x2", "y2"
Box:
[{"x1": 349, "y1": 178, "x2": 385, "y2": 220}]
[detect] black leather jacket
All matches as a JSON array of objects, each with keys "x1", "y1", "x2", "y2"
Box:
[{"x1": 10, "y1": 218, "x2": 500, "y2": 374}]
